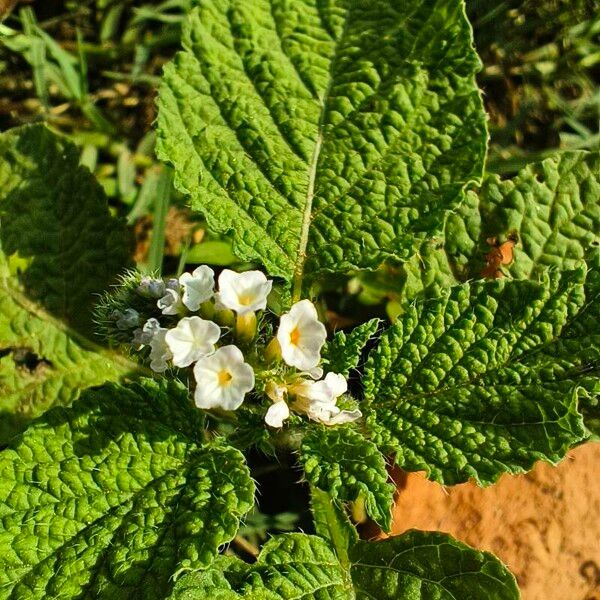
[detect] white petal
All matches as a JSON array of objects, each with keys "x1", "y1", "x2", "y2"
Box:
[
  {"x1": 307, "y1": 366, "x2": 323, "y2": 380},
  {"x1": 149, "y1": 329, "x2": 172, "y2": 372},
  {"x1": 213, "y1": 292, "x2": 227, "y2": 311},
  {"x1": 180, "y1": 265, "x2": 215, "y2": 311},
  {"x1": 265, "y1": 401, "x2": 290, "y2": 428},
  {"x1": 265, "y1": 381, "x2": 287, "y2": 403},
  {"x1": 293, "y1": 379, "x2": 333, "y2": 404},
  {"x1": 323, "y1": 409, "x2": 362, "y2": 426},
  {"x1": 165, "y1": 316, "x2": 221, "y2": 367},
  {"x1": 323, "y1": 373, "x2": 348, "y2": 398},
  {"x1": 132, "y1": 317, "x2": 161, "y2": 346},
  {"x1": 218, "y1": 269, "x2": 272, "y2": 315}
]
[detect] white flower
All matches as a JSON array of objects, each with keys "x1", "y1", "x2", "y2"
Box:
[
  {"x1": 265, "y1": 401, "x2": 290, "y2": 428},
  {"x1": 277, "y1": 300, "x2": 327, "y2": 371},
  {"x1": 132, "y1": 317, "x2": 161, "y2": 346},
  {"x1": 137, "y1": 277, "x2": 166, "y2": 299},
  {"x1": 290, "y1": 373, "x2": 360, "y2": 426},
  {"x1": 218, "y1": 269, "x2": 272, "y2": 315},
  {"x1": 179, "y1": 266, "x2": 215, "y2": 312},
  {"x1": 157, "y1": 288, "x2": 184, "y2": 315},
  {"x1": 116, "y1": 308, "x2": 140, "y2": 330},
  {"x1": 149, "y1": 328, "x2": 172, "y2": 372},
  {"x1": 193, "y1": 345, "x2": 255, "y2": 410},
  {"x1": 165, "y1": 316, "x2": 221, "y2": 367},
  {"x1": 264, "y1": 381, "x2": 290, "y2": 428}
]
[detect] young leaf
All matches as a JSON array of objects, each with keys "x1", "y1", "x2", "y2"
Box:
[
  {"x1": 362, "y1": 267, "x2": 592, "y2": 485},
  {"x1": 170, "y1": 530, "x2": 519, "y2": 599},
  {"x1": 0, "y1": 378, "x2": 254, "y2": 600},
  {"x1": 350, "y1": 530, "x2": 519, "y2": 600},
  {"x1": 0, "y1": 124, "x2": 138, "y2": 442},
  {"x1": 157, "y1": 0, "x2": 487, "y2": 291},
  {"x1": 322, "y1": 318, "x2": 380, "y2": 377},
  {"x1": 301, "y1": 426, "x2": 394, "y2": 530}
]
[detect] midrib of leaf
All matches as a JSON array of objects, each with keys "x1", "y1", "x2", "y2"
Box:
[{"x1": 291, "y1": 10, "x2": 350, "y2": 301}]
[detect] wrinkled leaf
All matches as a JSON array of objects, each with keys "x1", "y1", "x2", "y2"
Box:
[
  {"x1": 0, "y1": 379, "x2": 254, "y2": 599},
  {"x1": 157, "y1": 0, "x2": 486, "y2": 290}
]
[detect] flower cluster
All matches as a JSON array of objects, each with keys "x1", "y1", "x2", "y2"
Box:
[{"x1": 105, "y1": 267, "x2": 360, "y2": 428}]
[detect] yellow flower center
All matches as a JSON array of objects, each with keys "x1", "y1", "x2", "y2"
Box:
[
  {"x1": 290, "y1": 326, "x2": 301, "y2": 346},
  {"x1": 218, "y1": 370, "x2": 233, "y2": 386},
  {"x1": 238, "y1": 293, "x2": 254, "y2": 306}
]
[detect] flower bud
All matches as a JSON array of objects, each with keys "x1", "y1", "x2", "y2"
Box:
[
  {"x1": 136, "y1": 277, "x2": 166, "y2": 299},
  {"x1": 116, "y1": 308, "x2": 140, "y2": 330},
  {"x1": 235, "y1": 311, "x2": 257, "y2": 344},
  {"x1": 264, "y1": 337, "x2": 282, "y2": 364}
]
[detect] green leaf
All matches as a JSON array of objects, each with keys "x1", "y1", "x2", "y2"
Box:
[
  {"x1": 512, "y1": 247, "x2": 600, "y2": 437},
  {"x1": 301, "y1": 426, "x2": 394, "y2": 530},
  {"x1": 309, "y1": 486, "x2": 358, "y2": 571},
  {"x1": 0, "y1": 286, "x2": 139, "y2": 444},
  {"x1": 322, "y1": 319, "x2": 380, "y2": 377},
  {"x1": 0, "y1": 124, "x2": 137, "y2": 442},
  {"x1": 157, "y1": 0, "x2": 486, "y2": 292},
  {"x1": 451, "y1": 150, "x2": 600, "y2": 280},
  {"x1": 362, "y1": 267, "x2": 591, "y2": 485},
  {"x1": 362, "y1": 150, "x2": 600, "y2": 308},
  {"x1": 172, "y1": 530, "x2": 519, "y2": 599},
  {"x1": 351, "y1": 530, "x2": 519, "y2": 600},
  {"x1": 0, "y1": 378, "x2": 254, "y2": 599},
  {"x1": 0, "y1": 124, "x2": 131, "y2": 333},
  {"x1": 170, "y1": 534, "x2": 352, "y2": 599}
]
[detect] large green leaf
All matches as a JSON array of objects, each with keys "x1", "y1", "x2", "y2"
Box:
[
  {"x1": 386, "y1": 150, "x2": 600, "y2": 306},
  {"x1": 448, "y1": 150, "x2": 600, "y2": 280},
  {"x1": 362, "y1": 266, "x2": 592, "y2": 485},
  {"x1": 350, "y1": 531, "x2": 519, "y2": 600},
  {"x1": 0, "y1": 124, "x2": 131, "y2": 332},
  {"x1": 300, "y1": 426, "x2": 395, "y2": 530},
  {"x1": 356, "y1": 150, "x2": 600, "y2": 312},
  {"x1": 157, "y1": 0, "x2": 486, "y2": 291},
  {"x1": 169, "y1": 531, "x2": 519, "y2": 599},
  {"x1": 0, "y1": 124, "x2": 137, "y2": 442},
  {"x1": 0, "y1": 378, "x2": 254, "y2": 600},
  {"x1": 0, "y1": 284, "x2": 137, "y2": 444}
]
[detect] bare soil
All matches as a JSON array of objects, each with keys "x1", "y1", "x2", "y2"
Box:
[{"x1": 386, "y1": 443, "x2": 600, "y2": 600}]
